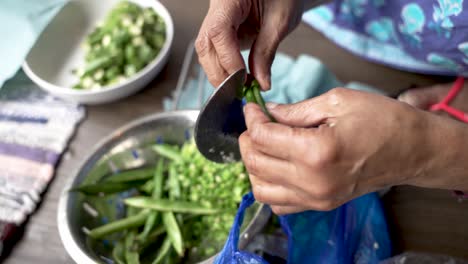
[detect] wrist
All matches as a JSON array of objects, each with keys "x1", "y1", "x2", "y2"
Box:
[{"x1": 409, "y1": 111, "x2": 468, "y2": 192}]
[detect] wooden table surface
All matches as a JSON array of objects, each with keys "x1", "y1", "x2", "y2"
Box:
[{"x1": 3, "y1": 1, "x2": 468, "y2": 263}]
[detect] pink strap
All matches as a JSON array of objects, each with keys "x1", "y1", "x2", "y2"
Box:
[
  {"x1": 429, "y1": 77, "x2": 468, "y2": 122},
  {"x1": 429, "y1": 77, "x2": 467, "y2": 200}
]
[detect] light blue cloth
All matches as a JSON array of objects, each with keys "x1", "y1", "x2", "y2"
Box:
[
  {"x1": 0, "y1": 0, "x2": 67, "y2": 88},
  {"x1": 164, "y1": 52, "x2": 384, "y2": 110}
]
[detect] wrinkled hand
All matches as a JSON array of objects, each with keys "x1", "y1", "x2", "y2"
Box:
[
  {"x1": 398, "y1": 80, "x2": 468, "y2": 115},
  {"x1": 195, "y1": 0, "x2": 305, "y2": 90},
  {"x1": 239, "y1": 88, "x2": 439, "y2": 215}
]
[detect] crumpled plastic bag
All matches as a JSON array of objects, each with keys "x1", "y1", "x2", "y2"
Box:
[{"x1": 215, "y1": 192, "x2": 391, "y2": 264}]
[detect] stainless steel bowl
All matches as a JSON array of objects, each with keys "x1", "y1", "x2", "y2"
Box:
[{"x1": 57, "y1": 110, "x2": 270, "y2": 264}]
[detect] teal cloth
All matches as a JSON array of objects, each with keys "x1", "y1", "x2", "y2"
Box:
[
  {"x1": 0, "y1": 0, "x2": 67, "y2": 88},
  {"x1": 164, "y1": 52, "x2": 384, "y2": 110}
]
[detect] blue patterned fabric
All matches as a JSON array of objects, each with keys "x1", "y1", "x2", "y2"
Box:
[{"x1": 303, "y1": 0, "x2": 468, "y2": 76}]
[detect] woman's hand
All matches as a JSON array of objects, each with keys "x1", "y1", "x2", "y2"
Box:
[
  {"x1": 239, "y1": 88, "x2": 468, "y2": 215},
  {"x1": 398, "y1": 80, "x2": 468, "y2": 114},
  {"x1": 195, "y1": 0, "x2": 305, "y2": 90}
]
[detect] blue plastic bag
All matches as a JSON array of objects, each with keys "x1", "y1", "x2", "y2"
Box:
[{"x1": 215, "y1": 192, "x2": 391, "y2": 264}]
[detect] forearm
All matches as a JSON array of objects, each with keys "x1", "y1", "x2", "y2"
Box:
[{"x1": 412, "y1": 112, "x2": 468, "y2": 192}]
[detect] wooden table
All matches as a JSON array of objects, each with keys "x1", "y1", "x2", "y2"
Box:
[{"x1": 4, "y1": 1, "x2": 468, "y2": 263}]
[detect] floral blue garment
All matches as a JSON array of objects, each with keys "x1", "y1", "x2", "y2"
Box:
[{"x1": 303, "y1": 0, "x2": 468, "y2": 76}]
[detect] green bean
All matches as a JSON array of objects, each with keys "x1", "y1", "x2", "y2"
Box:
[
  {"x1": 104, "y1": 167, "x2": 155, "y2": 183},
  {"x1": 152, "y1": 236, "x2": 171, "y2": 264},
  {"x1": 112, "y1": 240, "x2": 126, "y2": 264},
  {"x1": 139, "y1": 159, "x2": 165, "y2": 240},
  {"x1": 244, "y1": 88, "x2": 256, "y2": 103},
  {"x1": 126, "y1": 204, "x2": 140, "y2": 217},
  {"x1": 126, "y1": 251, "x2": 140, "y2": 264},
  {"x1": 137, "y1": 226, "x2": 166, "y2": 252},
  {"x1": 140, "y1": 180, "x2": 154, "y2": 194},
  {"x1": 70, "y1": 181, "x2": 144, "y2": 195},
  {"x1": 139, "y1": 213, "x2": 157, "y2": 241},
  {"x1": 168, "y1": 164, "x2": 180, "y2": 199},
  {"x1": 162, "y1": 212, "x2": 183, "y2": 256},
  {"x1": 152, "y1": 145, "x2": 183, "y2": 163},
  {"x1": 125, "y1": 197, "x2": 220, "y2": 215},
  {"x1": 88, "y1": 210, "x2": 150, "y2": 239},
  {"x1": 251, "y1": 80, "x2": 275, "y2": 122},
  {"x1": 83, "y1": 54, "x2": 115, "y2": 76},
  {"x1": 125, "y1": 231, "x2": 140, "y2": 264},
  {"x1": 153, "y1": 160, "x2": 165, "y2": 198}
]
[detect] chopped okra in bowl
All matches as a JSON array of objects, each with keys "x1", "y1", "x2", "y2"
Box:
[
  {"x1": 58, "y1": 111, "x2": 271, "y2": 264},
  {"x1": 23, "y1": 0, "x2": 174, "y2": 104}
]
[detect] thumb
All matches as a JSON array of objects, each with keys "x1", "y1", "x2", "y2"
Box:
[
  {"x1": 248, "y1": 19, "x2": 281, "y2": 91},
  {"x1": 398, "y1": 85, "x2": 450, "y2": 110},
  {"x1": 266, "y1": 99, "x2": 330, "y2": 127}
]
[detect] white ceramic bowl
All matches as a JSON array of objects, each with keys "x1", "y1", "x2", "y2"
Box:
[{"x1": 22, "y1": 0, "x2": 174, "y2": 104}]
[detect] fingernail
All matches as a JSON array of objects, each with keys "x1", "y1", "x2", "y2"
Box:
[
  {"x1": 264, "y1": 74, "x2": 271, "y2": 90},
  {"x1": 266, "y1": 102, "x2": 278, "y2": 109},
  {"x1": 396, "y1": 92, "x2": 408, "y2": 102}
]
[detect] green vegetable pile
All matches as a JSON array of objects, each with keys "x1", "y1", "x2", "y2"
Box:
[
  {"x1": 72, "y1": 1, "x2": 166, "y2": 90},
  {"x1": 74, "y1": 141, "x2": 250, "y2": 263}
]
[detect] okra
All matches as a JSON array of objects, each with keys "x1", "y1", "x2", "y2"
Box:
[
  {"x1": 244, "y1": 78, "x2": 275, "y2": 122},
  {"x1": 251, "y1": 80, "x2": 275, "y2": 122},
  {"x1": 104, "y1": 167, "x2": 155, "y2": 183},
  {"x1": 152, "y1": 145, "x2": 183, "y2": 163},
  {"x1": 72, "y1": 1, "x2": 165, "y2": 90},
  {"x1": 71, "y1": 181, "x2": 144, "y2": 195},
  {"x1": 168, "y1": 164, "x2": 181, "y2": 199},
  {"x1": 112, "y1": 240, "x2": 126, "y2": 264},
  {"x1": 152, "y1": 236, "x2": 171, "y2": 264},
  {"x1": 125, "y1": 231, "x2": 140, "y2": 264},
  {"x1": 88, "y1": 210, "x2": 150, "y2": 239},
  {"x1": 139, "y1": 159, "x2": 165, "y2": 240},
  {"x1": 124, "y1": 197, "x2": 220, "y2": 215},
  {"x1": 163, "y1": 212, "x2": 183, "y2": 256}
]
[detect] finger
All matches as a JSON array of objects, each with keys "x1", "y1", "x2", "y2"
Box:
[
  {"x1": 196, "y1": 28, "x2": 229, "y2": 87},
  {"x1": 270, "y1": 205, "x2": 310, "y2": 215},
  {"x1": 244, "y1": 103, "x2": 270, "y2": 130},
  {"x1": 248, "y1": 18, "x2": 281, "y2": 91},
  {"x1": 244, "y1": 103, "x2": 318, "y2": 160},
  {"x1": 249, "y1": 164, "x2": 344, "y2": 212},
  {"x1": 239, "y1": 132, "x2": 299, "y2": 187},
  {"x1": 196, "y1": 2, "x2": 249, "y2": 86},
  {"x1": 272, "y1": 196, "x2": 343, "y2": 214},
  {"x1": 249, "y1": 174, "x2": 302, "y2": 206},
  {"x1": 397, "y1": 84, "x2": 451, "y2": 110},
  {"x1": 266, "y1": 98, "x2": 333, "y2": 128},
  {"x1": 211, "y1": 22, "x2": 245, "y2": 76}
]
